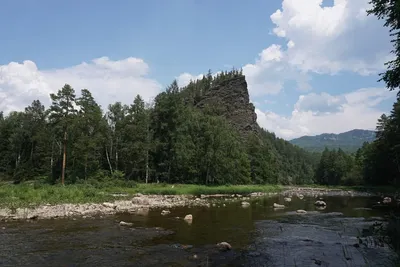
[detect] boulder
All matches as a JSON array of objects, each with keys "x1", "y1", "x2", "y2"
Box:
[
  {"x1": 217, "y1": 242, "x2": 232, "y2": 251},
  {"x1": 161, "y1": 210, "x2": 170, "y2": 216},
  {"x1": 383, "y1": 197, "x2": 392, "y2": 204},
  {"x1": 119, "y1": 221, "x2": 133, "y2": 227},
  {"x1": 314, "y1": 200, "x2": 327, "y2": 207},
  {"x1": 184, "y1": 214, "x2": 193, "y2": 224},
  {"x1": 296, "y1": 210, "x2": 307, "y2": 214},
  {"x1": 284, "y1": 197, "x2": 292, "y2": 202}
]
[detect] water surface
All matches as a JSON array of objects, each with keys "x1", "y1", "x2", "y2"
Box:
[{"x1": 0, "y1": 195, "x2": 397, "y2": 266}]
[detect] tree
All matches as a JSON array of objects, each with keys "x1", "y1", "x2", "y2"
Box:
[
  {"x1": 367, "y1": 0, "x2": 400, "y2": 94},
  {"x1": 105, "y1": 102, "x2": 128, "y2": 173},
  {"x1": 74, "y1": 89, "x2": 105, "y2": 180},
  {"x1": 49, "y1": 84, "x2": 77, "y2": 185},
  {"x1": 23, "y1": 100, "x2": 50, "y2": 178}
]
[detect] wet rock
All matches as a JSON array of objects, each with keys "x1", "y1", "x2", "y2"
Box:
[
  {"x1": 241, "y1": 201, "x2": 250, "y2": 208},
  {"x1": 161, "y1": 210, "x2": 170, "y2": 216},
  {"x1": 315, "y1": 205, "x2": 326, "y2": 211},
  {"x1": 284, "y1": 197, "x2": 292, "y2": 202},
  {"x1": 383, "y1": 197, "x2": 392, "y2": 204},
  {"x1": 296, "y1": 210, "x2": 307, "y2": 214},
  {"x1": 216, "y1": 241, "x2": 232, "y2": 251},
  {"x1": 314, "y1": 200, "x2": 327, "y2": 207},
  {"x1": 273, "y1": 203, "x2": 285, "y2": 209},
  {"x1": 297, "y1": 194, "x2": 304, "y2": 199},
  {"x1": 184, "y1": 214, "x2": 193, "y2": 224},
  {"x1": 119, "y1": 221, "x2": 133, "y2": 227}
]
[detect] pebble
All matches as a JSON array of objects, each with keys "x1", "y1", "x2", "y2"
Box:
[{"x1": 119, "y1": 221, "x2": 133, "y2": 227}]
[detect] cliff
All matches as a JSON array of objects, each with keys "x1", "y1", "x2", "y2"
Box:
[{"x1": 195, "y1": 75, "x2": 259, "y2": 138}]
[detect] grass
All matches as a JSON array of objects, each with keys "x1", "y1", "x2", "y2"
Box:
[{"x1": 0, "y1": 181, "x2": 283, "y2": 208}]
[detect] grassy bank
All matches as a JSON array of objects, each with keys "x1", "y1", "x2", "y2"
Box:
[{"x1": 0, "y1": 181, "x2": 283, "y2": 208}]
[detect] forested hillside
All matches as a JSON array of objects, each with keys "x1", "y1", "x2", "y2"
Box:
[
  {"x1": 290, "y1": 129, "x2": 376, "y2": 153},
  {"x1": 0, "y1": 70, "x2": 317, "y2": 185},
  {"x1": 314, "y1": 97, "x2": 400, "y2": 186}
]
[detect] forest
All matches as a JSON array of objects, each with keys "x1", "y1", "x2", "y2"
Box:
[
  {"x1": 0, "y1": 65, "x2": 398, "y2": 188},
  {"x1": 314, "y1": 96, "x2": 400, "y2": 187},
  {"x1": 0, "y1": 70, "x2": 318, "y2": 186}
]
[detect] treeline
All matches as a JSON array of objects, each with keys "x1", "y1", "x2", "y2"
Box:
[
  {"x1": 0, "y1": 69, "x2": 317, "y2": 185},
  {"x1": 315, "y1": 96, "x2": 400, "y2": 187}
]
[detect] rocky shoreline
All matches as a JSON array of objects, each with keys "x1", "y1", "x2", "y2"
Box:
[{"x1": 0, "y1": 187, "x2": 384, "y2": 221}]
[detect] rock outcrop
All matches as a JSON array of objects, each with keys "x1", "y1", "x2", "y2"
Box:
[{"x1": 195, "y1": 76, "x2": 259, "y2": 138}]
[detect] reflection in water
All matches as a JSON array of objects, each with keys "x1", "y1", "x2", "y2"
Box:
[{"x1": 0, "y1": 195, "x2": 398, "y2": 266}]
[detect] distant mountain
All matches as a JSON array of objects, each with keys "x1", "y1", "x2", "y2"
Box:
[{"x1": 289, "y1": 129, "x2": 376, "y2": 153}]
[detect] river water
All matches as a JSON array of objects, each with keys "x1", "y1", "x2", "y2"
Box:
[{"x1": 0, "y1": 195, "x2": 398, "y2": 267}]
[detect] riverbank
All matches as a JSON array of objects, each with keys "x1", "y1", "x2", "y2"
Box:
[
  {"x1": 0, "y1": 182, "x2": 283, "y2": 208},
  {"x1": 0, "y1": 182, "x2": 396, "y2": 221}
]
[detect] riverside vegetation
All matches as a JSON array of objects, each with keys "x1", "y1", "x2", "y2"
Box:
[{"x1": 0, "y1": 69, "x2": 318, "y2": 194}]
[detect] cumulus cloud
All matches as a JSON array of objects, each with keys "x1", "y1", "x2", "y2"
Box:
[
  {"x1": 294, "y1": 92, "x2": 346, "y2": 114},
  {"x1": 0, "y1": 57, "x2": 162, "y2": 113},
  {"x1": 256, "y1": 88, "x2": 396, "y2": 140},
  {"x1": 176, "y1": 72, "x2": 204, "y2": 88},
  {"x1": 242, "y1": 44, "x2": 312, "y2": 97},
  {"x1": 271, "y1": 0, "x2": 392, "y2": 75}
]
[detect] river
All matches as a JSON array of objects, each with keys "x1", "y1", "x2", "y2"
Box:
[{"x1": 0, "y1": 194, "x2": 398, "y2": 266}]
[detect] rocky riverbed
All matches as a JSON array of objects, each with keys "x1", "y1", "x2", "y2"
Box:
[
  {"x1": 0, "y1": 187, "x2": 394, "y2": 221},
  {"x1": 0, "y1": 193, "x2": 398, "y2": 267}
]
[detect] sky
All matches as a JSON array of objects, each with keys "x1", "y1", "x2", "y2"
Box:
[{"x1": 0, "y1": 0, "x2": 397, "y2": 140}]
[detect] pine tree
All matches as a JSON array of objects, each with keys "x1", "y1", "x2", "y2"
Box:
[{"x1": 49, "y1": 84, "x2": 77, "y2": 185}]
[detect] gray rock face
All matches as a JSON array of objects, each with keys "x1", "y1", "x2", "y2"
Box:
[{"x1": 196, "y1": 76, "x2": 259, "y2": 138}]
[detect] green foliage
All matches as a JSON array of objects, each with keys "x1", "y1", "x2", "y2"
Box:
[
  {"x1": 0, "y1": 69, "x2": 316, "y2": 187},
  {"x1": 367, "y1": 0, "x2": 400, "y2": 93}
]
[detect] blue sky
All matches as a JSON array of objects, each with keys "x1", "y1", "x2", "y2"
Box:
[{"x1": 0, "y1": 0, "x2": 397, "y2": 139}]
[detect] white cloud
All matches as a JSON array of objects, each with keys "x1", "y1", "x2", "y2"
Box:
[
  {"x1": 270, "y1": 0, "x2": 392, "y2": 75},
  {"x1": 176, "y1": 72, "x2": 204, "y2": 88},
  {"x1": 0, "y1": 57, "x2": 162, "y2": 113},
  {"x1": 294, "y1": 92, "x2": 346, "y2": 114},
  {"x1": 243, "y1": 44, "x2": 312, "y2": 97},
  {"x1": 256, "y1": 88, "x2": 396, "y2": 140}
]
